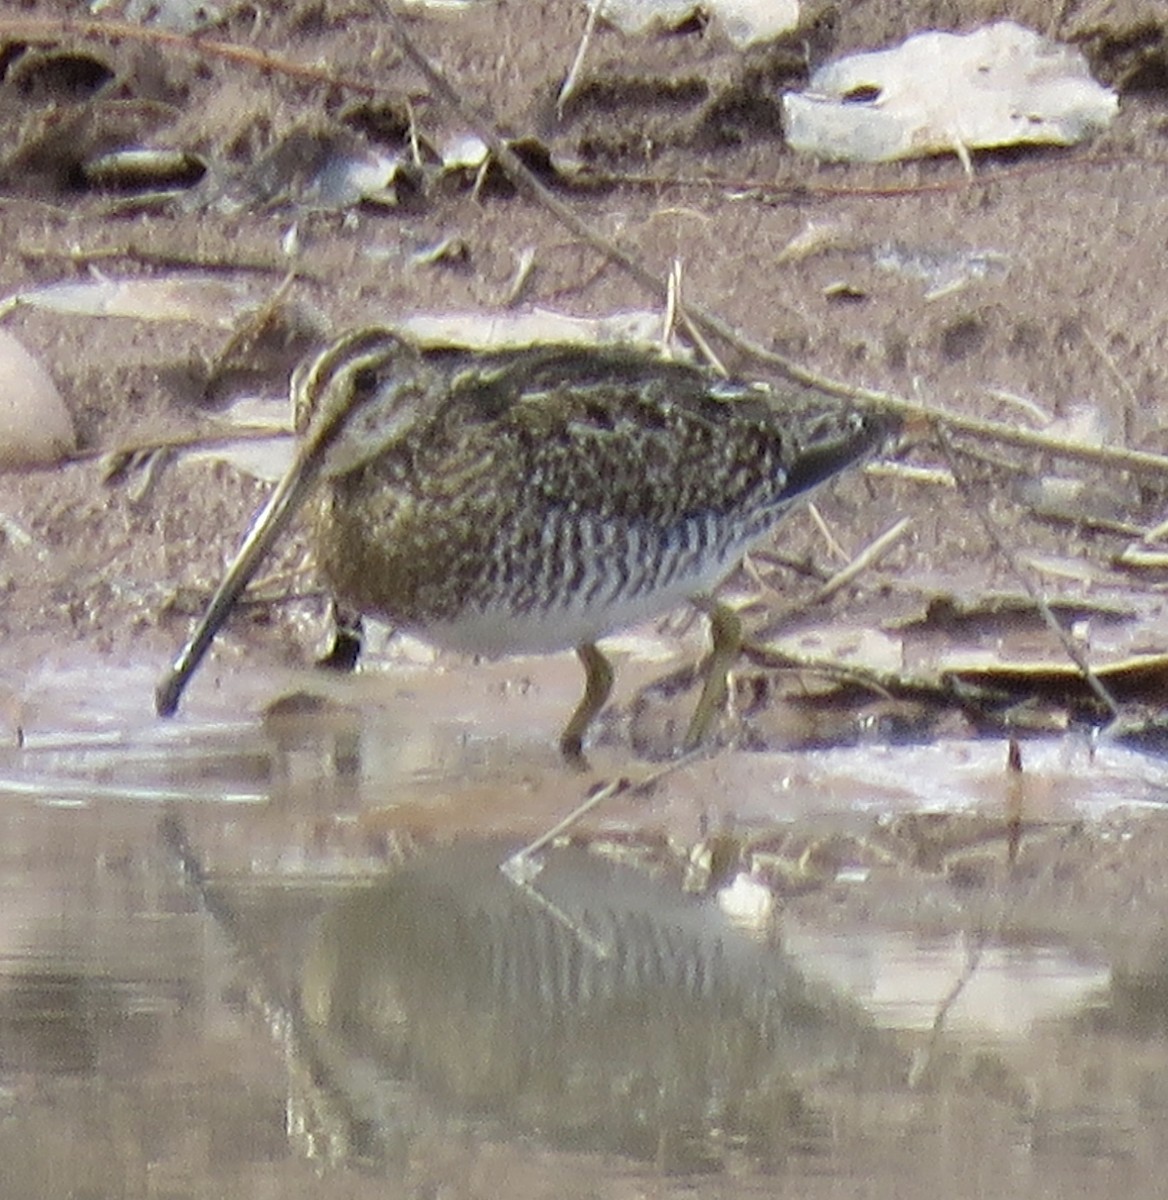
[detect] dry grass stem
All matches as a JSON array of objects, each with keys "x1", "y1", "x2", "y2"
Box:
[
  {"x1": 813, "y1": 516, "x2": 912, "y2": 604},
  {"x1": 936, "y1": 425, "x2": 1120, "y2": 719}
]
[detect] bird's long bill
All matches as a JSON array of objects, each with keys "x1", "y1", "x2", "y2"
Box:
[{"x1": 154, "y1": 452, "x2": 321, "y2": 717}]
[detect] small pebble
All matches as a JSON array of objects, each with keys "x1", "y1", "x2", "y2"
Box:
[{"x1": 0, "y1": 330, "x2": 75, "y2": 468}]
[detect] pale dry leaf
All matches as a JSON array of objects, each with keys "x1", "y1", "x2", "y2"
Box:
[
  {"x1": 784, "y1": 22, "x2": 1118, "y2": 164},
  {"x1": 600, "y1": 0, "x2": 798, "y2": 46},
  {"x1": 5, "y1": 274, "x2": 261, "y2": 329}
]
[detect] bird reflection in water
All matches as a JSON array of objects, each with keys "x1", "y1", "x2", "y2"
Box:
[{"x1": 291, "y1": 839, "x2": 906, "y2": 1174}]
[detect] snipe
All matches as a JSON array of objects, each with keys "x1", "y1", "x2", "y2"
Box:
[{"x1": 156, "y1": 329, "x2": 894, "y2": 762}]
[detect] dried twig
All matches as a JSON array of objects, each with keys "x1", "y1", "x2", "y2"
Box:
[
  {"x1": 935, "y1": 422, "x2": 1120, "y2": 719},
  {"x1": 805, "y1": 502, "x2": 848, "y2": 563},
  {"x1": 503, "y1": 754, "x2": 698, "y2": 879},
  {"x1": 557, "y1": 0, "x2": 605, "y2": 117},
  {"x1": 203, "y1": 270, "x2": 298, "y2": 397},
  {"x1": 0, "y1": 16, "x2": 392, "y2": 98},
  {"x1": 812, "y1": 516, "x2": 912, "y2": 604},
  {"x1": 865, "y1": 462, "x2": 956, "y2": 488}
]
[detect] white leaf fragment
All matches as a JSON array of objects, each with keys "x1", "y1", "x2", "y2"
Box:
[
  {"x1": 709, "y1": 0, "x2": 799, "y2": 48},
  {"x1": 783, "y1": 22, "x2": 1118, "y2": 164},
  {"x1": 3, "y1": 275, "x2": 261, "y2": 329},
  {"x1": 716, "y1": 873, "x2": 775, "y2": 930},
  {"x1": 180, "y1": 396, "x2": 293, "y2": 482},
  {"x1": 394, "y1": 308, "x2": 694, "y2": 357},
  {"x1": 601, "y1": 0, "x2": 798, "y2": 47}
]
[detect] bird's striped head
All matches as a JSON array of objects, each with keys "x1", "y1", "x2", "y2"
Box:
[{"x1": 290, "y1": 328, "x2": 438, "y2": 479}]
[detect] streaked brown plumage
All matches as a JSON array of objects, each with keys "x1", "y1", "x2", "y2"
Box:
[{"x1": 157, "y1": 328, "x2": 894, "y2": 761}]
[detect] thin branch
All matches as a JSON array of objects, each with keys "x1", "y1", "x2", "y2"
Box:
[
  {"x1": 557, "y1": 0, "x2": 604, "y2": 117},
  {"x1": 935, "y1": 422, "x2": 1120, "y2": 719},
  {"x1": 0, "y1": 16, "x2": 392, "y2": 98},
  {"x1": 813, "y1": 516, "x2": 912, "y2": 604}
]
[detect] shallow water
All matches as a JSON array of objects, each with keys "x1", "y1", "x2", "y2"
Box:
[{"x1": 4, "y1": 658, "x2": 1168, "y2": 1199}]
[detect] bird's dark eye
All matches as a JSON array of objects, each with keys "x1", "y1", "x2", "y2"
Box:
[{"x1": 351, "y1": 366, "x2": 380, "y2": 400}]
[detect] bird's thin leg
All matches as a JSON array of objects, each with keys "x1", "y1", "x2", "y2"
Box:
[
  {"x1": 316, "y1": 600, "x2": 365, "y2": 673},
  {"x1": 683, "y1": 598, "x2": 743, "y2": 751},
  {"x1": 560, "y1": 643, "x2": 614, "y2": 768}
]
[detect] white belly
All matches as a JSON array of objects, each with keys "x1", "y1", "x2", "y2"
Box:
[{"x1": 411, "y1": 547, "x2": 741, "y2": 657}]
